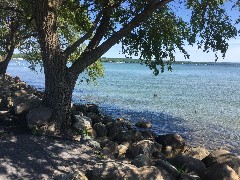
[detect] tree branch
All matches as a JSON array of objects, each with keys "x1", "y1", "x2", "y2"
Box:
[
  {"x1": 63, "y1": 11, "x2": 102, "y2": 58},
  {"x1": 68, "y1": 0, "x2": 172, "y2": 76}
]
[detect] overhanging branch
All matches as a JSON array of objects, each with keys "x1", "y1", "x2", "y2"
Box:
[
  {"x1": 68, "y1": 0, "x2": 172, "y2": 76},
  {"x1": 63, "y1": 11, "x2": 102, "y2": 58}
]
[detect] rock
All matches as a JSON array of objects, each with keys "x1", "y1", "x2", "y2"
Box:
[
  {"x1": 113, "y1": 130, "x2": 134, "y2": 143},
  {"x1": 126, "y1": 140, "x2": 162, "y2": 159},
  {"x1": 74, "y1": 104, "x2": 88, "y2": 115},
  {"x1": 155, "y1": 134, "x2": 187, "y2": 156},
  {"x1": 167, "y1": 155, "x2": 206, "y2": 176},
  {"x1": 86, "y1": 104, "x2": 99, "y2": 114},
  {"x1": 106, "y1": 121, "x2": 123, "y2": 138},
  {"x1": 93, "y1": 122, "x2": 107, "y2": 137},
  {"x1": 202, "y1": 149, "x2": 240, "y2": 176},
  {"x1": 0, "y1": 96, "x2": 13, "y2": 110},
  {"x1": 132, "y1": 154, "x2": 152, "y2": 167},
  {"x1": 13, "y1": 95, "x2": 42, "y2": 114},
  {"x1": 86, "y1": 128, "x2": 97, "y2": 138},
  {"x1": 14, "y1": 89, "x2": 28, "y2": 97},
  {"x1": 87, "y1": 161, "x2": 173, "y2": 180},
  {"x1": 183, "y1": 147, "x2": 210, "y2": 160},
  {"x1": 58, "y1": 169, "x2": 88, "y2": 180},
  {"x1": 100, "y1": 139, "x2": 118, "y2": 155},
  {"x1": 135, "y1": 121, "x2": 152, "y2": 128},
  {"x1": 27, "y1": 107, "x2": 52, "y2": 128},
  {"x1": 118, "y1": 144, "x2": 128, "y2": 157},
  {"x1": 139, "y1": 130, "x2": 155, "y2": 140},
  {"x1": 101, "y1": 116, "x2": 114, "y2": 125},
  {"x1": 87, "y1": 112, "x2": 102, "y2": 125},
  {"x1": 13, "y1": 76, "x2": 20, "y2": 83},
  {"x1": 202, "y1": 164, "x2": 239, "y2": 180},
  {"x1": 154, "y1": 159, "x2": 180, "y2": 179},
  {"x1": 73, "y1": 115, "x2": 92, "y2": 132}
]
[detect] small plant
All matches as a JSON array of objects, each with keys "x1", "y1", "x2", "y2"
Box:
[{"x1": 177, "y1": 164, "x2": 189, "y2": 174}]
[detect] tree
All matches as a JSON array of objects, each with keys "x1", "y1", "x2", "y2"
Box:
[
  {"x1": 0, "y1": 0, "x2": 36, "y2": 77},
  {"x1": 19, "y1": 0, "x2": 237, "y2": 134}
]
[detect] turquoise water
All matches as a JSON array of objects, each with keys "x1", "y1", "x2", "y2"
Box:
[{"x1": 7, "y1": 61, "x2": 240, "y2": 153}]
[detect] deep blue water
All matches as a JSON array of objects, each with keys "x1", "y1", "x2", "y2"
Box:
[{"x1": 7, "y1": 61, "x2": 240, "y2": 153}]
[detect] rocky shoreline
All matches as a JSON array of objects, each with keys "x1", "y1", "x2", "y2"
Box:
[{"x1": 0, "y1": 74, "x2": 239, "y2": 179}]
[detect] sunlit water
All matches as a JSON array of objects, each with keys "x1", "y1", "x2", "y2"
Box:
[{"x1": 7, "y1": 61, "x2": 240, "y2": 153}]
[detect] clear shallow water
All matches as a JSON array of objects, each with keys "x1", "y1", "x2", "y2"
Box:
[{"x1": 7, "y1": 61, "x2": 240, "y2": 153}]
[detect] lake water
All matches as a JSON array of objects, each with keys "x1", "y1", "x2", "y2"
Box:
[{"x1": 7, "y1": 61, "x2": 240, "y2": 153}]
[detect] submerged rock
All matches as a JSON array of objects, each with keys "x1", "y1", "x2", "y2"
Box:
[{"x1": 135, "y1": 121, "x2": 152, "y2": 128}]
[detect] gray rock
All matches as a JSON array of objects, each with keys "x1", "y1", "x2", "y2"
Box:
[
  {"x1": 202, "y1": 164, "x2": 239, "y2": 180},
  {"x1": 13, "y1": 95, "x2": 42, "y2": 114},
  {"x1": 93, "y1": 122, "x2": 107, "y2": 137},
  {"x1": 73, "y1": 115, "x2": 92, "y2": 132},
  {"x1": 135, "y1": 121, "x2": 152, "y2": 128},
  {"x1": 58, "y1": 169, "x2": 88, "y2": 180},
  {"x1": 88, "y1": 161, "x2": 173, "y2": 180},
  {"x1": 106, "y1": 121, "x2": 123, "y2": 138},
  {"x1": 154, "y1": 159, "x2": 180, "y2": 178},
  {"x1": 167, "y1": 155, "x2": 206, "y2": 176},
  {"x1": 183, "y1": 146, "x2": 210, "y2": 160},
  {"x1": 27, "y1": 107, "x2": 52, "y2": 128},
  {"x1": 14, "y1": 89, "x2": 28, "y2": 97},
  {"x1": 132, "y1": 154, "x2": 152, "y2": 167},
  {"x1": 126, "y1": 140, "x2": 162, "y2": 159},
  {"x1": 155, "y1": 134, "x2": 187, "y2": 156},
  {"x1": 202, "y1": 149, "x2": 240, "y2": 176}
]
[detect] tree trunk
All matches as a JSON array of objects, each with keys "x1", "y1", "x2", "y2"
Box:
[
  {"x1": 0, "y1": 46, "x2": 15, "y2": 78},
  {"x1": 32, "y1": 0, "x2": 79, "y2": 135}
]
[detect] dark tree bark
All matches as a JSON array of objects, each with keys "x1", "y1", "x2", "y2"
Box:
[
  {"x1": 0, "y1": 18, "x2": 19, "y2": 77},
  {"x1": 0, "y1": 50, "x2": 14, "y2": 77},
  {"x1": 32, "y1": 0, "x2": 79, "y2": 134}
]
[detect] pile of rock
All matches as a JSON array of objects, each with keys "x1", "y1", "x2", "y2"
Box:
[{"x1": 63, "y1": 103, "x2": 240, "y2": 180}]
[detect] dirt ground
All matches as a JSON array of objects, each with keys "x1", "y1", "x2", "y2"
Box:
[{"x1": 0, "y1": 134, "x2": 99, "y2": 179}]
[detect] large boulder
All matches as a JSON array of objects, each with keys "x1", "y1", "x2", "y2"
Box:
[
  {"x1": 87, "y1": 161, "x2": 173, "y2": 180},
  {"x1": 126, "y1": 140, "x2": 162, "y2": 159},
  {"x1": 167, "y1": 155, "x2": 206, "y2": 176},
  {"x1": 155, "y1": 134, "x2": 187, "y2": 156},
  {"x1": 27, "y1": 107, "x2": 52, "y2": 128},
  {"x1": 202, "y1": 164, "x2": 239, "y2": 180},
  {"x1": 183, "y1": 146, "x2": 210, "y2": 160},
  {"x1": 13, "y1": 95, "x2": 42, "y2": 114},
  {"x1": 202, "y1": 149, "x2": 240, "y2": 176}
]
